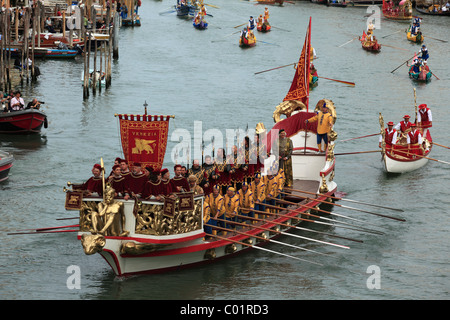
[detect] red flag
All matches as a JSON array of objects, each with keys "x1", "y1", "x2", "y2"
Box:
[
  {"x1": 283, "y1": 17, "x2": 312, "y2": 110},
  {"x1": 117, "y1": 114, "x2": 171, "y2": 170}
]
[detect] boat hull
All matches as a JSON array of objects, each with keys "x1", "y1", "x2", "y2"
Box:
[
  {"x1": 193, "y1": 21, "x2": 208, "y2": 30},
  {"x1": 406, "y1": 30, "x2": 423, "y2": 43},
  {"x1": 0, "y1": 150, "x2": 14, "y2": 182},
  {"x1": 257, "y1": 24, "x2": 271, "y2": 32},
  {"x1": 0, "y1": 109, "x2": 47, "y2": 134},
  {"x1": 362, "y1": 41, "x2": 381, "y2": 52},
  {"x1": 384, "y1": 152, "x2": 429, "y2": 173}
]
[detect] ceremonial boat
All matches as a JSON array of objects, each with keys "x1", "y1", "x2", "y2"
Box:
[
  {"x1": 406, "y1": 26, "x2": 423, "y2": 43},
  {"x1": 193, "y1": 19, "x2": 208, "y2": 30},
  {"x1": 0, "y1": 109, "x2": 48, "y2": 134},
  {"x1": 359, "y1": 31, "x2": 381, "y2": 52},
  {"x1": 58, "y1": 18, "x2": 343, "y2": 277},
  {"x1": 257, "y1": 22, "x2": 271, "y2": 32},
  {"x1": 408, "y1": 65, "x2": 432, "y2": 82},
  {"x1": 32, "y1": 47, "x2": 79, "y2": 59},
  {"x1": 382, "y1": 0, "x2": 413, "y2": 21},
  {"x1": 175, "y1": 2, "x2": 196, "y2": 18},
  {"x1": 239, "y1": 31, "x2": 257, "y2": 47},
  {"x1": 416, "y1": 4, "x2": 450, "y2": 15},
  {"x1": 0, "y1": 150, "x2": 14, "y2": 182},
  {"x1": 379, "y1": 113, "x2": 432, "y2": 173}
]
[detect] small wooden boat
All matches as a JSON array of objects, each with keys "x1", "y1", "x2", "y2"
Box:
[
  {"x1": 0, "y1": 150, "x2": 14, "y2": 182},
  {"x1": 408, "y1": 65, "x2": 432, "y2": 82},
  {"x1": 33, "y1": 47, "x2": 78, "y2": 59},
  {"x1": 175, "y1": 2, "x2": 196, "y2": 18},
  {"x1": 257, "y1": 22, "x2": 271, "y2": 32},
  {"x1": 122, "y1": 15, "x2": 141, "y2": 26},
  {"x1": 406, "y1": 26, "x2": 423, "y2": 43},
  {"x1": 239, "y1": 30, "x2": 257, "y2": 47},
  {"x1": 416, "y1": 5, "x2": 450, "y2": 16},
  {"x1": 382, "y1": 0, "x2": 413, "y2": 20},
  {"x1": 0, "y1": 109, "x2": 48, "y2": 134},
  {"x1": 382, "y1": 129, "x2": 432, "y2": 173},
  {"x1": 256, "y1": 0, "x2": 284, "y2": 5},
  {"x1": 193, "y1": 17, "x2": 208, "y2": 29},
  {"x1": 359, "y1": 31, "x2": 381, "y2": 52}
]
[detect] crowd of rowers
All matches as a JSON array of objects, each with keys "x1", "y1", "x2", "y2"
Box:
[
  {"x1": 80, "y1": 145, "x2": 290, "y2": 235},
  {"x1": 379, "y1": 104, "x2": 432, "y2": 156}
]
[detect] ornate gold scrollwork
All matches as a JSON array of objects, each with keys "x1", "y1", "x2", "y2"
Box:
[
  {"x1": 204, "y1": 248, "x2": 216, "y2": 260},
  {"x1": 134, "y1": 198, "x2": 203, "y2": 236},
  {"x1": 319, "y1": 174, "x2": 329, "y2": 194},
  {"x1": 81, "y1": 233, "x2": 106, "y2": 255},
  {"x1": 120, "y1": 242, "x2": 168, "y2": 255},
  {"x1": 225, "y1": 243, "x2": 237, "y2": 254}
]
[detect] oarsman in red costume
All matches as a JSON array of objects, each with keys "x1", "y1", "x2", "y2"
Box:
[
  {"x1": 407, "y1": 123, "x2": 426, "y2": 156},
  {"x1": 379, "y1": 121, "x2": 398, "y2": 151},
  {"x1": 170, "y1": 164, "x2": 190, "y2": 192},
  {"x1": 81, "y1": 164, "x2": 103, "y2": 196},
  {"x1": 417, "y1": 104, "x2": 432, "y2": 137},
  {"x1": 142, "y1": 169, "x2": 165, "y2": 201},
  {"x1": 229, "y1": 145, "x2": 247, "y2": 191},
  {"x1": 108, "y1": 164, "x2": 130, "y2": 199},
  {"x1": 394, "y1": 115, "x2": 413, "y2": 134},
  {"x1": 126, "y1": 162, "x2": 148, "y2": 197}
]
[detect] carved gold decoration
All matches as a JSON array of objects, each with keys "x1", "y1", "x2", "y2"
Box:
[
  {"x1": 326, "y1": 143, "x2": 335, "y2": 162},
  {"x1": 379, "y1": 113, "x2": 386, "y2": 155},
  {"x1": 225, "y1": 243, "x2": 237, "y2": 254},
  {"x1": 134, "y1": 198, "x2": 203, "y2": 236},
  {"x1": 255, "y1": 122, "x2": 266, "y2": 134},
  {"x1": 81, "y1": 233, "x2": 106, "y2": 255},
  {"x1": 120, "y1": 242, "x2": 168, "y2": 255},
  {"x1": 319, "y1": 174, "x2": 329, "y2": 194},
  {"x1": 90, "y1": 185, "x2": 129, "y2": 237},
  {"x1": 243, "y1": 238, "x2": 253, "y2": 245},
  {"x1": 329, "y1": 169, "x2": 335, "y2": 182},
  {"x1": 273, "y1": 100, "x2": 307, "y2": 123},
  {"x1": 65, "y1": 191, "x2": 83, "y2": 210},
  {"x1": 204, "y1": 248, "x2": 216, "y2": 260}
]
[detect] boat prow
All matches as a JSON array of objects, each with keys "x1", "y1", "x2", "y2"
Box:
[
  {"x1": 0, "y1": 150, "x2": 14, "y2": 182},
  {"x1": 0, "y1": 109, "x2": 48, "y2": 134}
]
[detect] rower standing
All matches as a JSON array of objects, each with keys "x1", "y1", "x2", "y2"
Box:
[
  {"x1": 417, "y1": 104, "x2": 432, "y2": 137},
  {"x1": 419, "y1": 45, "x2": 429, "y2": 62},
  {"x1": 379, "y1": 121, "x2": 398, "y2": 152},
  {"x1": 394, "y1": 115, "x2": 413, "y2": 134},
  {"x1": 248, "y1": 16, "x2": 256, "y2": 31}
]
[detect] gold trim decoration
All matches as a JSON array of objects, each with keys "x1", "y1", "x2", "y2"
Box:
[
  {"x1": 204, "y1": 248, "x2": 216, "y2": 260},
  {"x1": 225, "y1": 243, "x2": 237, "y2": 254},
  {"x1": 134, "y1": 198, "x2": 203, "y2": 235},
  {"x1": 65, "y1": 191, "x2": 83, "y2": 210},
  {"x1": 273, "y1": 100, "x2": 307, "y2": 123},
  {"x1": 319, "y1": 174, "x2": 329, "y2": 194},
  {"x1": 120, "y1": 242, "x2": 169, "y2": 255},
  {"x1": 177, "y1": 192, "x2": 195, "y2": 211}
]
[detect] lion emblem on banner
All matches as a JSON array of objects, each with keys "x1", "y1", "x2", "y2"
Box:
[{"x1": 132, "y1": 138, "x2": 156, "y2": 155}]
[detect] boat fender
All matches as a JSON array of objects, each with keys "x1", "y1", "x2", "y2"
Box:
[{"x1": 44, "y1": 117, "x2": 48, "y2": 129}]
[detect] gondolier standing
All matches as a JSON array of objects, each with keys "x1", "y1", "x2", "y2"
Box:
[
  {"x1": 417, "y1": 104, "x2": 432, "y2": 137},
  {"x1": 305, "y1": 103, "x2": 334, "y2": 154},
  {"x1": 379, "y1": 121, "x2": 398, "y2": 152}
]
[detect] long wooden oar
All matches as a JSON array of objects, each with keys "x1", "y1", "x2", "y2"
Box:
[
  {"x1": 213, "y1": 217, "x2": 333, "y2": 253},
  {"x1": 318, "y1": 76, "x2": 355, "y2": 87},
  {"x1": 254, "y1": 63, "x2": 295, "y2": 75},
  {"x1": 269, "y1": 197, "x2": 383, "y2": 228},
  {"x1": 211, "y1": 30, "x2": 240, "y2": 42},
  {"x1": 262, "y1": 202, "x2": 385, "y2": 235},
  {"x1": 391, "y1": 149, "x2": 450, "y2": 165},
  {"x1": 280, "y1": 191, "x2": 405, "y2": 222},
  {"x1": 334, "y1": 150, "x2": 380, "y2": 156},
  {"x1": 16, "y1": 224, "x2": 79, "y2": 232},
  {"x1": 284, "y1": 187, "x2": 405, "y2": 213},
  {"x1": 272, "y1": 26, "x2": 290, "y2": 32},
  {"x1": 249, "y1": 208, "x2": 363, "y2": 243},
  {"x1": 380, "y1": 43, "x2": 409, "y2": 51},
  {"x1": 391, "y1": 55, "x2": 416, "y2": 73},
  {"x1": 207, "y1": 226, "x2": 324, "y2": 265},
  {"x1": 425, "y1": 35, "x2": 448, "y2": 43},
  {"x1": 234, "y1": 22, "x2": 247, "y2": 28},
  {"x1": 432, "y1": 142, "x2": 450, "y2": 150},
  {"x1": 339, "y1": 133, "x2": 379, "y2": 142},
  {"x1": 381, "y1": 30, "x2": 402, "y2": 38},
  {"x1": 205, "y1": 3, "x2": 220, "y2": 9},
  {"x1": 338, "y1": 37, "x2": 357, "y2": 47},
  {"x1": 430, "y1": 71, "x2": 440, "y2": 80},
  {"x1": 7, "y1": 229, "x2": 79, "y2": 235},
  {"x1": 256, "y1": 39, "x2": 279, "y2": 46},
  {"x1": 214, "y1": 216, "x2": 349, "y2": 250}
]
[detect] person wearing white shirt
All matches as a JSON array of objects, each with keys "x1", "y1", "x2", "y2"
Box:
[{"x1": 10, "y1": 91, "x2": 25, "y2": 111}]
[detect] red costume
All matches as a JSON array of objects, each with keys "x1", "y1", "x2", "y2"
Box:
[
  {"x1": 418, "y1": 104, "x2": 432, "y2": 128},
  {"x1": 125, "y1": 172, "x2": 148, "y2": 196},
  {"x1": 170, "y1": 176, "x2": 190, "y2": 192}
]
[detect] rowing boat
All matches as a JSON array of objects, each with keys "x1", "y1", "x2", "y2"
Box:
[
  {"x1": 359, "y1": 31, "x2": 381, "y2": 52},
  {"x1": 406, "y1": 26, "x2": 423, "y2": 43},
  {"x1": 382, "y1": 0, "x2": 412, "y2": 21},
  {"x1": 0, "y1": 109, "x2": 48, "y2": 134}
]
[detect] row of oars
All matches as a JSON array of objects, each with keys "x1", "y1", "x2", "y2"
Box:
[
  {"x1": 203, "y1": 187, "x2": 406, "y2": 265},
  {"x1": 253, "y1": 62, "x2": 356, "y2": 86}
]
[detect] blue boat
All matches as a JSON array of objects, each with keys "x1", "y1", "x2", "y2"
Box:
[
  {"x1": 175, "y1": 2, "x2": 196, "y2": 18},
  {"x1": 193, "y1": 20, "x2": 208, "y2": 30}
]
